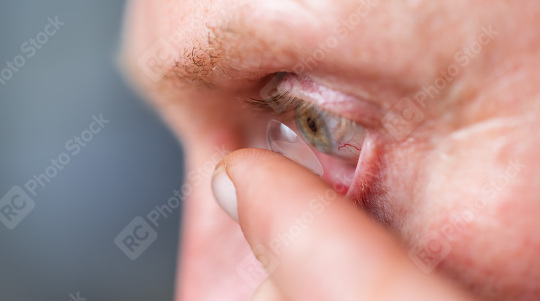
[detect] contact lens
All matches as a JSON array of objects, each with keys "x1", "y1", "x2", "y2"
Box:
[{"x1": 266, "y1": 119, "x2": 324, "y2": 176}]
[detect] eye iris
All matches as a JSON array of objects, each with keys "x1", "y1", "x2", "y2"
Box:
[
  {"x1": 295, "y1": 108, "x2": 332, "y2": 153},
  {"x1": 294, "y1": 105, "x2": 365, "y2": 163}
]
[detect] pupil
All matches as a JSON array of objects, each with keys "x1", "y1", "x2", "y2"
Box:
[{"x1": 307, "y1": 117, "x2": 318, "y2": 133}]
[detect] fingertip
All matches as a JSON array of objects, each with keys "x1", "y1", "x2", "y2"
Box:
[
  {"x1": 214, "y1": 147, "x2": 333, "y2": 243},
  {"x1": 212, "y1": 148, "x2": 285, "y2": 223}
]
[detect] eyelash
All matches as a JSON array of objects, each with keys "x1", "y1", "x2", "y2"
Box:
[
  {"x1": 247, "y1": 90, "x2": 310, "y2": 115},
  {"x1": 246, "y1": 89, "x2": 357, "y2": 131}
]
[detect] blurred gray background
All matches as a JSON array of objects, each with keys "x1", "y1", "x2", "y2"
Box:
[{"x1": 0, "y1": 1, "x2": 184, "y2": 300}]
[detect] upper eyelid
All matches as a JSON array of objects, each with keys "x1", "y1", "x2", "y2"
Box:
[
  {"x1": 244, "y1": 85, "x2": 329, "y2": 121},
  {"x1": 243, "y1": 75, "x2": 354, "y2": 117},
  {"x1": 244, "y1": 72, "x2": 317, "y2": 114},
  {"x1": 280, "y1": 74, "x2": 385, "y2": 128},
  {"x1": 241, "y1": 73, "x2": 384, "y2": 130}
]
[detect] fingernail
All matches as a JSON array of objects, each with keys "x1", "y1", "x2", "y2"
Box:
[{"x1": 212, "y1": 164, "x2": 239, "y2": 222}]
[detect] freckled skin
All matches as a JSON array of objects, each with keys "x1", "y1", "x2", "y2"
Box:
[{"x1": 121, "y1": 0, "x2": 540, "y2": 300}]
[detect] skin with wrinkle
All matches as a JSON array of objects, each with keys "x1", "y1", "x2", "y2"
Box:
[{"x1": 121, "y1": 0, "x2": 540, "y2": 300}]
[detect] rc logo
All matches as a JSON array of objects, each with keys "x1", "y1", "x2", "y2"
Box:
[
  {"x1": 114, "y1": 216, "x2": 158, "y2": 260},
  {"x1": 0, "y1": 186, "x2": 35, "y2": 229}
]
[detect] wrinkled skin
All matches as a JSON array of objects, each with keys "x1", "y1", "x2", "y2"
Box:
[{"x1": 120, "y1": 0, "x2": 540, "y2": 300}]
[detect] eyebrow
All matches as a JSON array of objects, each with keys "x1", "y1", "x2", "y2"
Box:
[
  {"x1": 160, "y1": 30, "x2": 226, "y2": 88},
  {"x1": 159, "y1": 13, "x2": 269, "y2": 89},
  {"x1": 157, "y1": 8, "x2": 304, "y2": 90}
]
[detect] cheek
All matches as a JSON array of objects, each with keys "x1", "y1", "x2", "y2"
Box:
[
  {"x1": 434, "y1": 198, "x2": 540, "y2": 300},
  {"x1": 387, "y1": 130, "x2": 540, "y2": 299}
]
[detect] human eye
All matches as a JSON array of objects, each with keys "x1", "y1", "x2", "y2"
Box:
[
  {"x1": 260, "y1": 89, "x2": 366, "y2": 166},
  {"x1": 294, "y1": 98, "x2": 365, "y2": 164},
  {"x1": 244, "y1": 73, "x2": 374, "y2": 193}
]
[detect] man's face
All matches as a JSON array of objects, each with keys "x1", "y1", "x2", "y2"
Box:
[{"x1": 121, "y1": 0, "x2": 540, "y2": 300}]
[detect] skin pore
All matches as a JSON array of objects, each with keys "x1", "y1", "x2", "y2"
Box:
[{"x1": 120, "y1": 0, "x2": 540, "y2": 300}]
